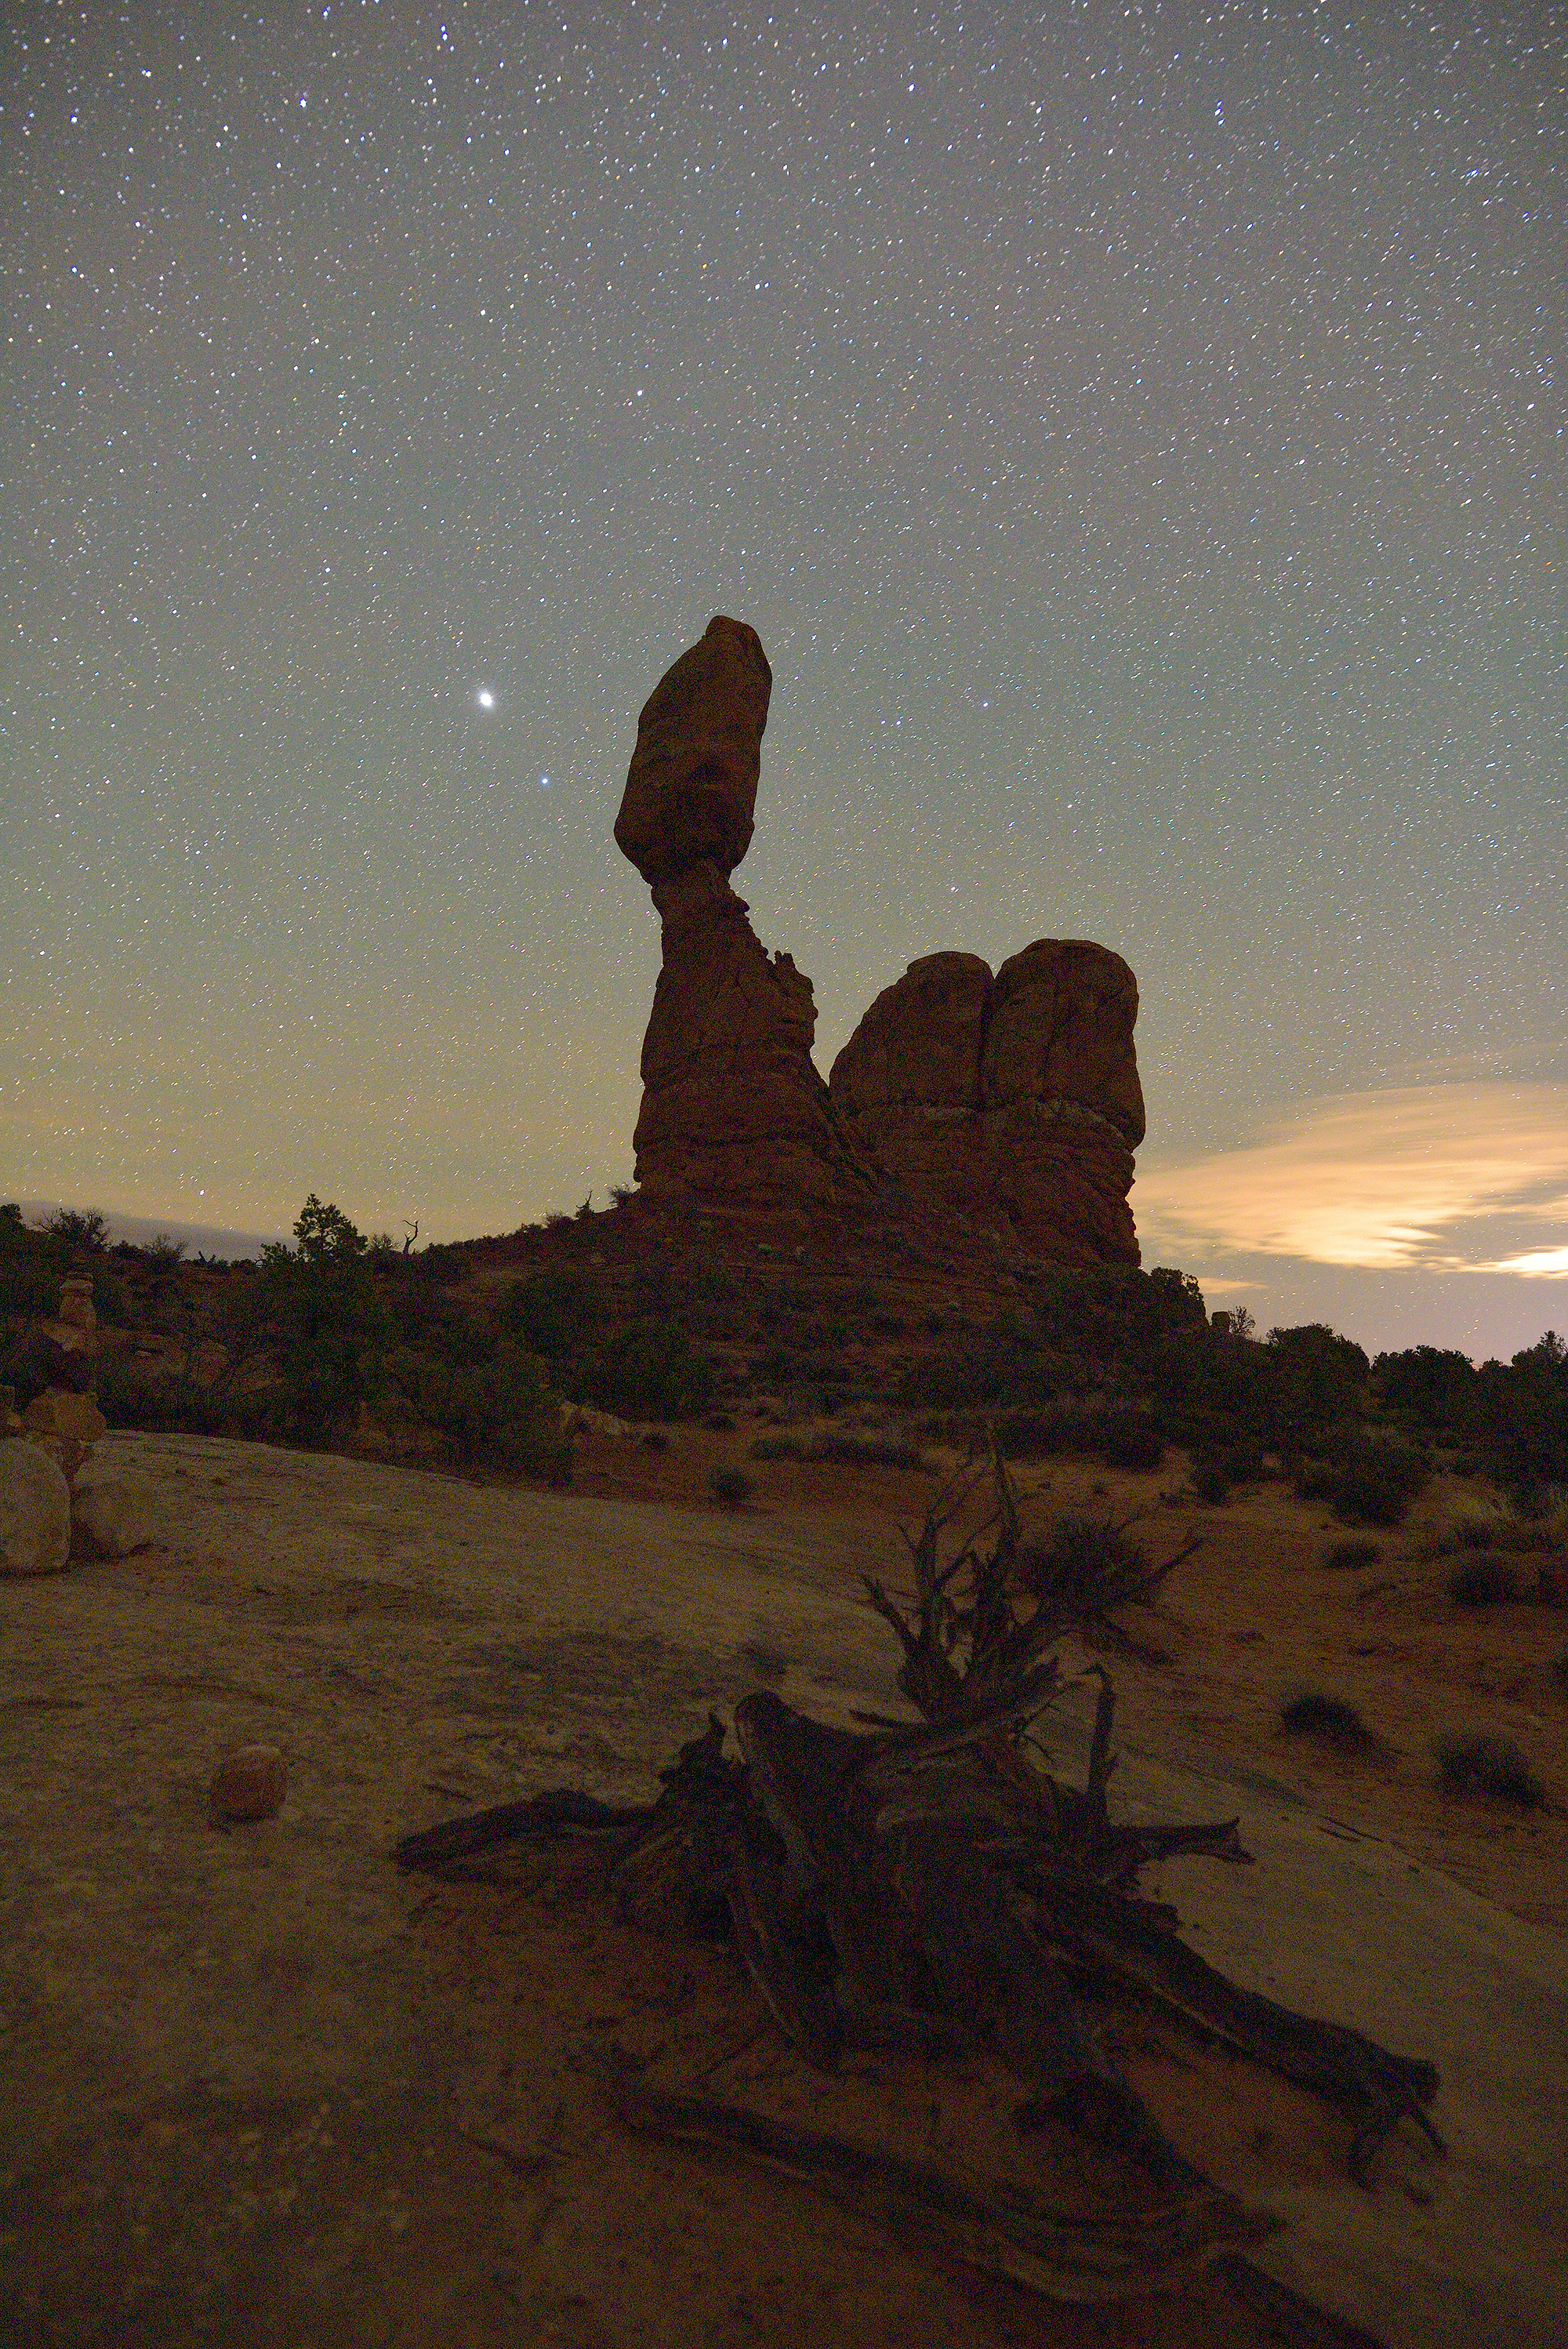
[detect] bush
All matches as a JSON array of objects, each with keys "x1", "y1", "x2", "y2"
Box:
[
  {"x1": 812, "y1": 1432, "x2": 924, "y2": 1470},
  {"x1": 1434, "y1": 1732, "x2": 1543, "y2": 1807},
  {"x1": 393, "y1": 1345, "x2": 569, "y2": 1479},
  {"x1": 750, "y1": 1435, "x2": 807, "y2": 1461},
  {"x1": 1327, "y1": 1438, "x2": 1430, "y2": 1527},
  {"x1": 1417, "y1": 1518, "x2": 1496, "y2": 1558},
  {"x1": 499, "y1": 1269, "x2": 593, "y2": 1359},
  {"x1": 1552, "y1": 1653, "x2": 1568, "y2": 1697},
  {"x1": 1448, "y1": 1557, "x2": 1520, "y2": 1607},
  {"x1": 43, "y1": 1207, "x2": 110, "y2": 1253},
  {"x1": 0, "y1": 1253, "x2": 60, "y2": 1321},
  {"x1": 1323, "y1": 1538, "x2": 1381, "y2": 1571},
  {"x1": 991, "y1": 1408, "x2": 1070, "y2": 1460},
  {"x1": 1015, "y1": 1514, "x2": 1156, "y2": 1619},
  {"x1": 709, "y1": 1467, "x2": 752, "y2": 1511},
  {"x1": 1189, "y1": 1454, "x2": 1233, "y2": 1505},
  {"x1": 574, "y1": 1319, "x2": 715, "y2": 1421},
  {"x1": 1094, "y1": 1405, "x2": 1166, "y2": 1472},
  {"x1": 1279, "y1": 1690, "x2": 1373, "y2": 1748}
]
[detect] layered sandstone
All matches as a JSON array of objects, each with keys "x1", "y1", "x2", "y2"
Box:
[{"x1": 615, "y1": 617, "x2": 1143, "y2": 1260}]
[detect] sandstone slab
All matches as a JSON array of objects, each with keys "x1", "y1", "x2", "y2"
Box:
[{"x1": 2, "y1": 1432, "x2": 1563, "y2": 2346}]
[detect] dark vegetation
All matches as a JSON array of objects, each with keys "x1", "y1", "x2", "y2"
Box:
[
  {"x1": 4, "y1": 1196, "x2": 1566, "y2": 1534},
  {"x1": 1433, "y1": 1732, "x2": 1544, "y2": 1809},
  {"x1": 1278, "y1": 1690, "x2": 1375, "y2": 1749},
  {"x1": 904, "y1": 1269, "x2": 1565, "y2": 1527}
]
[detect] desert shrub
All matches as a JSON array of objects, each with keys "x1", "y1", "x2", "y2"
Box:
[
  {"x1": 812, "y1": 1432, "x2": 924, "y2": 1469},
  {"x1": 1552, "y1": 1653, "x2": 1568, "y2": 1697},
  {"x1": 0, "y1": 1252, "x2": 60, "y2": 1320},
  {"x1": 388, "y1": 1295, "x2": 492, "y2": 1369},
  {"x1": 1327, "y1": 1437, "x2": 1430, "y2": 1527},
  {"x1": 1323, "y1": 1537, "x2": 1381, "y2": 1570},
  {"x1": 1474, "y1": 1332, "x2": 1568, "y2": 1500},
  {"x1": 708, "y1": 1467, "x2": 752, "y2": 1511},
  {"x1": 42, "y1": 1207, "x2": 110, "y2": 1254},
  {"x1": 1374, "y1": 1345, "x2": 1479, "y2": 1433},
  {"x1": 1448, "y1": 1556, "x2": 1519, "y2": 1607},
  {"x1": 498, "y1": 1269, "x2": 593, "y2": 1359},
  {"x1": 393, "y1": 1345, "x2": 569, "y2": 1479},
  {"x1": 573, "y1": 1318, "x2": 715, "y2": 1421},
  {"x1": 992, "y1": 1407, "x2": 1073, "y2": 1459},
  {"x1": 252, "y1": 1200, "x2": 395, "y2": 1440},
  {"x1": 1093, "y1": 1405, "x2": 1166, "y2": 1472},
  {"x1": 1189, "y1": 1453, "x2": 1235, "y2": 1505},
  {"x1": 749, "y1": 1435, "x2": 807, "y2": 1461},
  {"x1": 1279, "y1": 1690, "x2": 1373, "y2": 1748},
  {"x1": 1015, "y1": 1514, "x2": 1158, "y2": 1619},
  {"x1": 90, "y1": 1270, "x2": 132, "y2": 1327},
  {"x1": 1416, "y1": 1518, "x2": 1496, "y2": 1558},
  {"x1": 97, "y1": 1360, "x2": 274, "y2": 1440},
  {"x1": 1434, "y1": 1732, "x2": 1543, "y2": 1807}
]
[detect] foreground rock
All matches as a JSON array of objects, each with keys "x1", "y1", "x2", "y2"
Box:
[
  {"x1": 615, "y1": 620, "x2": 1144, "y2": 1259},
  {"x1": 0, "y1": 1436, "x2": 71, "y2": 1576},
  {"x1": 2, "y1": 1432, "x2": 1563, "y2": 2348}
]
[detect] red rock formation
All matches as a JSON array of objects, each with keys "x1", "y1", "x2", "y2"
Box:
[
  {"x1": 615, "y1": 615, "x2": 773, "y2": 888},
  {"x1": 618, "y1": 619, "x2": 866, "y2": 1214},
  {"x1": 617, "y1": 617, "x2": 1144, "y2": 1262},
  {"x1": 829, "y1": 941, "x2": 1143, "y2": 1265}
]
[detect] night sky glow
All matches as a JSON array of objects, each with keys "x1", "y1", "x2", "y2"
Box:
[{"x1": 2, "y1": 2, "x2": 1563, "y2": 1356}]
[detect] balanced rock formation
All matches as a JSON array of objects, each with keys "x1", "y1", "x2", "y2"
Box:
[
  {"x1": 616, "y1": 618, "x2": 1142, "y2": 1262},
  {"x1": 616, "y1": 617, "x2": 868, "y2": 1214},
  {"x1": 829, "y1": 942, "x2": 1143, "y2": 1265}
]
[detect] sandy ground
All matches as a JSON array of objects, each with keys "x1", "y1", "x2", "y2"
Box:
[{"x1": 2, "y1": 1429, "x2": 1566, "y2": 2347}]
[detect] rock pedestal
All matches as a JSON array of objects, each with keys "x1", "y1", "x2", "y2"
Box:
[{"x1": 617, "y1": 618, "x2": 869, "y2": 1214}]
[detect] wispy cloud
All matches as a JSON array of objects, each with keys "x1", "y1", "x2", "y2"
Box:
[
  {"x1": 1486, "y1": 1248, "x2": 1568, "y2": 1278},
  {"x1": 1135, "y1": 1084, "x2": 1568, "y2": 1272}
]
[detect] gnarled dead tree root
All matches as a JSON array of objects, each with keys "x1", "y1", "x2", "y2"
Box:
[{"x1": 394, "y1": 1454, "x2": 1442, "y2": 2337}]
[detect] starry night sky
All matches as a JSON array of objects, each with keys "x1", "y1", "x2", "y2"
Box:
[{"x1": 2, "y1": 1, "x2": 1563, "y2": 1358}]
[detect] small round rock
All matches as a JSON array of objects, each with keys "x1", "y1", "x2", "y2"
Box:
[{"x1": 211, "y1": 1742, "x2": 287, "y2": 1823}]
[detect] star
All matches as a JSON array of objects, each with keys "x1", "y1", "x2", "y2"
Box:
[{"x1": 475, "y1": 688, "x2": 495, "y2": 710}]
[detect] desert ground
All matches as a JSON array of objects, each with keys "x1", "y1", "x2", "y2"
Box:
[{"x1": 2, "y1": 1421, "x2": 1565, "y2": 2348}]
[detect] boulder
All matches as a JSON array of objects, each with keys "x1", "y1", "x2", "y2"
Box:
[
  {"x1": 22, "y1": 1387, "x2": 109, "y2": 1486},
  {"x1": 56, "y1": 1276, "x2": 97, "y2": 1334},
  {"x1": 0, "y1": 1439, "x2": 72, "y2": 1577},
  {"x1": 633, "y1": 866, "x2": 856, "y2": 1209},
  {"x1": 614, "y1": 615, "x2": 772, "y2": 888},
  {"x1": 982, "y1": 939, "x2": 1145, "y2": 1146},
  {"x1": 211, "y1": 1742, "x2": 288, "y2": 1824},
  {"x1": 71, "y1": 1461, "x2": 158, "y2": 1559}
]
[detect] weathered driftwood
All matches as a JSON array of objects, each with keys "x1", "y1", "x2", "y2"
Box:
[{"x1": 394, "y1": 1455, "x2": 1443, "y2": 2326}]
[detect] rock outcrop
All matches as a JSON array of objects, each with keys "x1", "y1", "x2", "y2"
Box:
[
  {"x1": 616, "y1": 617, "x2": 868, "y2": 1214},
  {"x1": 616, "y1": 619, "x2": 1143, "y2": 1262},
  {"x1": 828, "y1": 942, "x2": 1143, "y2": 1265}
]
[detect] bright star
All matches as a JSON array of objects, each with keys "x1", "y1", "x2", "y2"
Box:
[{"x1": 476, "y1": 687, "x2": 495, "y2": 710}]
